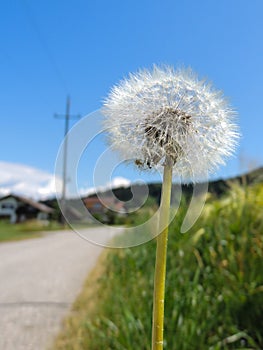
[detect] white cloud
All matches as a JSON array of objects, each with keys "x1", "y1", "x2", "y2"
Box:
[
  {"x1": 107, "y1": 176, "x2": 131, "y2": 189},
  {"x1": 79, "y1": 176, "x2": 131, "y2": 197},
  {"x1": 0, "y1": 161, "x2": 62, "y2": 200},
  {"x1": 0, "y1": 162, "x2": 131, "y2": 200}
]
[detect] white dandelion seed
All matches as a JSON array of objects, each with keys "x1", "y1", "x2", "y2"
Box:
[{"x1": 102, "y1": 65, "x2": 240, "y2": 182}]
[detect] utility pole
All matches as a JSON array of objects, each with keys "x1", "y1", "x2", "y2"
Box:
[{"x1": 54, "y1": 95, "x2": 80, "y2": 223}]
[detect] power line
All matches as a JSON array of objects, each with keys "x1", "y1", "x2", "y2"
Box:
[{"x1": 22, "y1": 0, "x2": 69, "y2": 94}]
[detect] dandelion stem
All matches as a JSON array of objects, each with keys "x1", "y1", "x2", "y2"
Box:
[{"x1": 152, "y1": 161, "x2": 173, "y2": 350}]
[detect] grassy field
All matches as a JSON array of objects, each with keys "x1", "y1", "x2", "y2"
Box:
[
  {"x1": 0, "y1": 220, "x2": 64, "y2": 242},
  {"x1": 53, "y1": 183, "x2": 263, "y2": 350}
]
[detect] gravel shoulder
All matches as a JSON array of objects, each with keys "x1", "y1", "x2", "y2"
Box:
[{"x1": 0, "y1": 227, "x2": 117, "y2": 350}]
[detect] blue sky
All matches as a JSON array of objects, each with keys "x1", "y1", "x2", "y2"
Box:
[{"x1": 0, "y1": 0, "x2": 263, "y2": 197}]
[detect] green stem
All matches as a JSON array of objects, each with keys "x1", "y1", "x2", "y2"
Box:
[{"x1": 152, "y1": 162, "x2": 173, "y2": 350}]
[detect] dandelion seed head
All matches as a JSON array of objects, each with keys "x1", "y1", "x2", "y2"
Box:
[{"x1": 102, "y1": 65, "x2": 240, "y2": 182}]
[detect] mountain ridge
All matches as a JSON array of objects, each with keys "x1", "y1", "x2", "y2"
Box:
[{"x1": 85, "y1": 166, "x2": 263, "y2": 203}]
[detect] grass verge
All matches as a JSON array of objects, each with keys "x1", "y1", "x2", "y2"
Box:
[
  {"x1": 0, "y1": 220, "x2": 65, "y2": 242},
  {"x1": 52, "y1": 183, "x2": 263, "y2": 350}
]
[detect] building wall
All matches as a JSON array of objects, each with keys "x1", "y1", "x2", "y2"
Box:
[
  {"x1": 0, "y1": 197, "x2": 51, "y2": 223},
  {"x1": 0, "y1": 197, "x2": 18, "y2": 223}
]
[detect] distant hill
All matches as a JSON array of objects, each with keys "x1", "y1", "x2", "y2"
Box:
[
  {"x1": 208, "y1": 166, "x2": 263, "y2": 196},
  {"x1": 43, "y1": 167, "x2": 263, "y2": 214},
  {"x1": 85, "y1": 166, "x2": 263, "y2": 206}
]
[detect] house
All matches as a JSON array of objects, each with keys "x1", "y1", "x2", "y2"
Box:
[
  {"x1": 83, "y1": 196, "x2": 126, "y2": 220},
  {"x1": 0, "y1": 194, "x2": 54, "y2": 223}
]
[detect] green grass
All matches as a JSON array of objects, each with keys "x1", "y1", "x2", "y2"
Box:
[
  {"x1": 0, "y1": 220, "x2": 65, "y2": 242},
  {"x1": 53, "y1": 183, "x2": 263, "y2": 350}
]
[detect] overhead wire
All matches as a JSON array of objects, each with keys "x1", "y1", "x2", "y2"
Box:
[{"x1": 21, "y1": 0, "x2": 69, "y2": 94}]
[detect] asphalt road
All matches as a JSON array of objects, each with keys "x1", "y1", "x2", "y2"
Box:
[{"x1": 0, "y1": 227, "x2": 118, "y2": 350}]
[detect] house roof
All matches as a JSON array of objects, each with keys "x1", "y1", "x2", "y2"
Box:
[
  {"x1": 83, "y1": 196, "x2": 125, "y2": 211},
  {"x1": 0, "y1": 194, "x2": 54, "y2": 213}
]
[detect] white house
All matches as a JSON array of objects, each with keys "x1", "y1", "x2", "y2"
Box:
[{"x1": 0, "y1": 194, "x2": 54, "y2": 223}]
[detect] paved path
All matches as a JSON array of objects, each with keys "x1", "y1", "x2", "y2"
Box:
[{"x1": 0, "y1": 227, "x2": 118, "y2": 350}]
